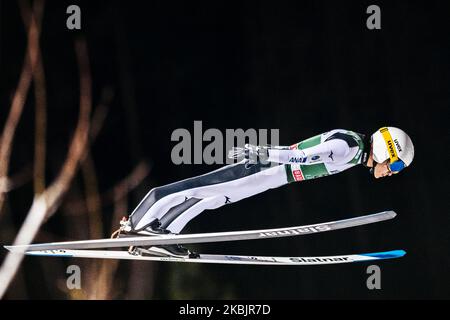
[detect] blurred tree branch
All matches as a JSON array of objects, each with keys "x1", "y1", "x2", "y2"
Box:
[
  {"x1": 0, "y1": 164, "x2": 33, "y2": 193},
  {"x1": 30, "y1": 1, "x2": 47, "y2": 194},
  {"x1": 0, "y1": 0, "x2": 41, "y2": 216},
  {"x1": 0, "y1": 36, "x2": 92, "y2": 298},
  {"x1": 19, "y1": 0, "x2": 47, "y2": 195},
  {"x1": 0, "y1": 1, "x2": 154, "y2": 299}
]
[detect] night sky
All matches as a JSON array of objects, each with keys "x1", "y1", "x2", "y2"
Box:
[{"x1": 0, "y1": 0, "x2": 449, "y2": 299}]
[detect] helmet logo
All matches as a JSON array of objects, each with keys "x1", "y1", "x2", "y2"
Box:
[
  {"x1": 394, "y1": 139, "x2": 402, "y2": 152},
  {"x1": 379, "y1": 127, "x2": 399, "y2": 163},
  {"x1": 387, "y1": 140, "x2": 396, "y2": 159}
]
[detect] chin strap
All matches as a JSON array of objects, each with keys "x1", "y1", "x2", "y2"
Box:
[
  {"x1": 360, "y1": 134, "x2": 376, "y2": 176},
  {"x1": 361, "y1": 134, "x2": 371, "y2": 168}
]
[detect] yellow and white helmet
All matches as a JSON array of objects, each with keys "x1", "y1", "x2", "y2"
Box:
[{"x1": 371, "y1": 127, "x2": 414, "y2": 172}]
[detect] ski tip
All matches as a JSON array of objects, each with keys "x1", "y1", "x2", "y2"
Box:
[
  {"x1": 3, "y1": 246, "x2": 25, "y2": 254},
  {"x1": 4, "y1": 245, "x2": 28, "y2": 253},
  {"x1": 4, "y1": 245, "x2": 17, "y2": 252},
  {"x1": 384, "y1": 210, "x2": 397, "y2": 218},
  {"x1": 361, "y1": 250, "x2": 406, "y2": 259}
]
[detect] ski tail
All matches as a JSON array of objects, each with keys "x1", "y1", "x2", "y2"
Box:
[{"x1": 359, "y1": 250, "x2": 406, "y2": 259}]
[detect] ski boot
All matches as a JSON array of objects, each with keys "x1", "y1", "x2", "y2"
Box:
[
  {"x1": 116, "y1": 217, "x2": 199, "y2": 258},
  {"x1": 130, "y1": 244, "x2": 200, "y2": 259}
]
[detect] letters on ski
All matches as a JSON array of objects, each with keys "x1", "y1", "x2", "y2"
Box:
[{"x1": 258, "y1": 225, "x2": 331, "y2": 237}]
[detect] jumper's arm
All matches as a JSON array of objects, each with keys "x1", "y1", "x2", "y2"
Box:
[{"x1": 228, "y1": 139, "x2": 351, "y2": 165}]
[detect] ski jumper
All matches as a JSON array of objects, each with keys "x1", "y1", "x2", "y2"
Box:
[{"x1": 129, "y1": 129, "x2": 368, "y2": 233}]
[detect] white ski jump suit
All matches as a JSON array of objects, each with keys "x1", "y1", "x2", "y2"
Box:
[{"x1": 129, "y1": 129, "x2": 369, "y2": 233}]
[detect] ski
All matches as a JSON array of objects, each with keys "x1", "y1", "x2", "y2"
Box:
[
  {"x1": 5, "y1": 210, "x2": 396, "y2": 252},
  {"x1": 22, "y1": 248, "x2": 406, "y2": 265}
]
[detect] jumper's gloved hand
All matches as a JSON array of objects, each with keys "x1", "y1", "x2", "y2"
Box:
[
  {"x1": 244, "y1": 144, "x2": 270, "y2": 164},
  {"x1": 228, "y1": 144, "x2": 270, "y2": 167}
]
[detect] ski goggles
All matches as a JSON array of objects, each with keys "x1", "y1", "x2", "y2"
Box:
[
  {"x1": 388, "y1": 159, "x2": 405, "y2": 173},
  {"x1": 369, "y1": 159, "x2": 405, "y2": 175}
]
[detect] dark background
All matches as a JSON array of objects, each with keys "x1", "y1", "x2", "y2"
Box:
[{"x1": 0, "y1": 0, "x2": 449, "y2": 299}]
